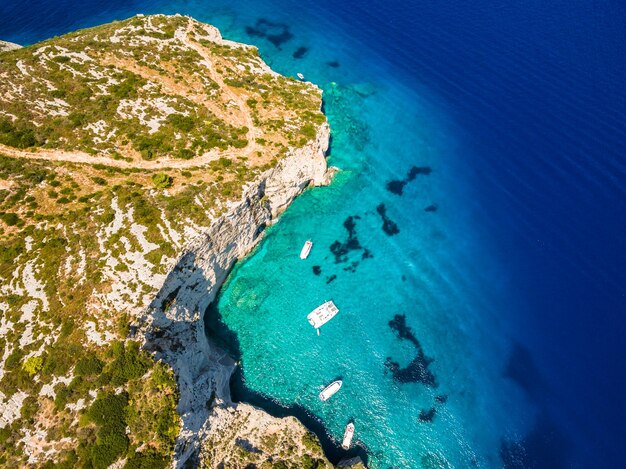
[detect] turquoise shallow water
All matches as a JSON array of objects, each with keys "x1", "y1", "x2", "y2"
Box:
[
  {"x1": 5, "y1": 0, "x2": 626, "y2": 466},
  {"x1": 211, "y1": 78, "x2": 531, "y2": 468}
]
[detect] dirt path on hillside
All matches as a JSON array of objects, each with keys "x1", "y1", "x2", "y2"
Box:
[{"x1": 0, "y1": 143, "x2": 248, "y2": 169}]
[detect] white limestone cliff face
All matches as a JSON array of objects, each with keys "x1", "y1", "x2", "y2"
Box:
[{"x1": 137, "y1": 122, "x2": 330, "y2": 467}]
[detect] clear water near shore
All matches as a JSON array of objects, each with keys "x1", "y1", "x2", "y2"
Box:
[{"x1": 4, "y1": 0, "x2": 626, "y2": 467}]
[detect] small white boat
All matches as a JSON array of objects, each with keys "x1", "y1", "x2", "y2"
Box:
[
  {"x1": 297, "y1": 72, "x2": 305, "y2": 80},
  {"x1": 319, "y1": 380, "x2": 342, "y2": 401},
  {"x1": 307, "y1": 300, "x2": 339, "y2": 329},
  {"x1": 342, "y1": 422, "x2": 355, "y2": 450},
  {"x1": 300, "y1": 240, "x2": 313, "y2": 259}
]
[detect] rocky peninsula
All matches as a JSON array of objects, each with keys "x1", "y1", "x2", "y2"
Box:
[{"x1": 0, "y1": 14, "x2": 360, "y2": 468}]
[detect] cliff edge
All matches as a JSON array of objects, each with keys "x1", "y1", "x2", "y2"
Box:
[{"x1": 0, "y1": 14, "x2": 337, "y2": 468}]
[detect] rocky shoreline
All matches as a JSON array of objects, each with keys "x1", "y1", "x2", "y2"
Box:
[
  {"x1": 135, "y1": 122, "x2": 352, "y2": 466},
  {"x1": 0, "y1": 40, "x2": 22, "y2": 52}
]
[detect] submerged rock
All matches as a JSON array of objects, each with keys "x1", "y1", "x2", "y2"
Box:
[
  {"x1": 386, "y1": 165, "x2": 432, "y2": 195},
  {"x1": 376, "y1": 203, "x2": 400, "y2": 236}
]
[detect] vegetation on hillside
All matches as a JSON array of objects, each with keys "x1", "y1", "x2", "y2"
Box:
[
  {"x1": 0, "y1": 13, "x2": 326, "y2": 467},
  {"x1": 0, "y1": 14, "x2": 325, "y2": 164}
]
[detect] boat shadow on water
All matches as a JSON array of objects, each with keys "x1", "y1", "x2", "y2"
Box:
[{"x1": 204, "y1": 300, "x2": 369, "y2": 466}]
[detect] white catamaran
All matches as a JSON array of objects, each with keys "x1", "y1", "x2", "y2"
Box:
[
  {"x1": 300, "y1": 240, "x2": 313, "y2": 259},
  {"x1": 307, "y1": 300, "x2": 339, "y2": 330},
  {"x1": 319, "y1": 380, "x2": 342, "y2": 401},
  {"x1": 342, "y1": 423, "x2": 355, "y2": 450}
]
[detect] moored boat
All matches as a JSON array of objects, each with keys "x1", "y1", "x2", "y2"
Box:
[
  {"x1": 297, "y1": 72, "x2": 305, "y2": 80},
  {"x1": 300, "y1": 240, "x2": 313, "y2": 259},
  {"x1": 342, "y1": 422, "x2": 355, "y2": 449},
  {"x1": 319, "y1": 380, "x2": 342, "y2": 401},
  {"x1": 307, "y1": 300, "x2": 339, "y2": 329}
]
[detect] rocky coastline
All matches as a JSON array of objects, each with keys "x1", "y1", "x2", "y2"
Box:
[
  {"x1": 0, "y1": 40, "x2": 22, "y2": 52},
  {"x1": 135, "y1": 123, "x2": 354, "y2": 466}
]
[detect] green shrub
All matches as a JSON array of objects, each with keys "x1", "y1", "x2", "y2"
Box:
[
  {"x1": 166, "y1": 114, "x2": 195, "y2": 132},
  {"x1": 0, "y1": 119, "x2": 42, "y2": 148},
  {"x1": 22, "y1": 355, "x2": 44, "y2": 376},
  {"x1": 20, "y1": 395, "x2": 39, "y2": 421},
  {"x1": 107, "y1": 341, "x2": 151, "y2": 385},
  {"x1": 0, "y1": 212, "x2": 20, "y2": 226},
  {"x1": 217, "y1": 157, "x2": 232, "y2": 168},
  {"x1": 300, "y1": 123, "x2": 316, "y2": 140},
  {"x1": 50, "y1": 89, "x2": 66, "y2": 99},
  {"x1": 0, "y1": 426, "x2": 11, "y2": 445},
  {"x1": 101, "y1": 211, "x2": 115, "y2": 224},
  {"x1": 151, "y1": 173, "x2": 173, "y2": 189},
  {"x1": 110, "y1": 73, "x2": 144, "y2": 99},
  {"x1": 54, "y1": 385, "x2": 70, "y2": 411},
  {"x1": 135, "y1": 134, "x2": 172, "y2": 160},
  {"x1": 125, "y1": 450, "x2": 169, "y2": 469},
  {"x1": 87, "y1": 392, "x2": 130, "y2": 468},
  {"x1": 75, "y1": 353, "x2": 104, "y2": 376},
  {"x1": 175, "y1": 149, "x2": 194, "y2": 160},
  {"x1": 92, "y1": 176, "x2": 108, "y2": 186},
  {"x1": 301, "y1": 432, "x2": 321, "y2": 452},
  {"x1": 68, "y1": 112, "x2": 86, "y2": 128}
]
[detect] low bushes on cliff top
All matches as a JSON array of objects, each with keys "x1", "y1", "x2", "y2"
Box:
[{"x1": 151, "y1": 172, "x2": 173, "y2": 189}]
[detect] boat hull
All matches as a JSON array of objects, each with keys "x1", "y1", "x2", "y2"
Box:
[
  {"x1": 342, "y1": 423, "x2": 355, "y2": 450},
  {"x1": 307, "y1": 300, "x2": 339, "y2": 329},
  {"x1": 319, "y1": 380, "x2": 342, "y2": 401},
  {"x1": 300, "y1": 240, "x2": 313, "y2": 259}
]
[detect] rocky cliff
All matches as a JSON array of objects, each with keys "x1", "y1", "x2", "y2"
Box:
[{"x1": 139, "y1": 122, "x2": 330, "y2": 467}]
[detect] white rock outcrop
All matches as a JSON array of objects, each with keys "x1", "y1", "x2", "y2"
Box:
[
  {"x1": 0, "y1": 40, "x2": 22, "y2": 52},
  {"x1": 138, "y1": 122, "x2": 330, "y2": 467}
]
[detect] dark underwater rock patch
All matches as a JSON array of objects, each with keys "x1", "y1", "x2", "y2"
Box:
[
  {"x1": 293, "y1": 46, "x2": 308, "y2": 58},
  {"x1": 388, "y1": 313, "x2": 420, "y2": 347},
  {"x1": 362, "y1": 248, "x2": 373, "y2": 259},
  {"x1": 326, "y1": 274, "x2": 337, "y2": 284},
  {"x1": 327, "y1": 60, "x2": 340, "y2": 68},
  {"x1": 424, "y1": 204, "x2": 438, "y2": 212},
  {"x1": 330, "y1": 216, "x2": 363, "y2": 263},
  {"x1": 418, "y1": 408, "x2": 437, "y2": 423},
  {"x1": 386, "y1": 165, "x2": 433, "y2": 195},
  {"x1": 385, "y1": 352, "x2": 437, "y2": 387},
  {"x1": 408, "y1": 166, "x2": 432, "y2": 179},
  {"x1": 245, "y1": 18, "x2": 293, "y2": 48},
  {"x1": 312, "y1": 265, "x2": 322, "y2": 276},
  {"x1": 385, "y1": 314, "x2": 437, "y2": 387},
  {"x1": 376, "y1": 203, "x2": 400, "y2": 236},
  {"x1": 435, "y1": 394, "x2": 448, "y2": 404}
]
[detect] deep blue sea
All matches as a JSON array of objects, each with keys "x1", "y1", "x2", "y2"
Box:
[{"x1": 3, "y1": 0, "x2": 625, "y2": 467}]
